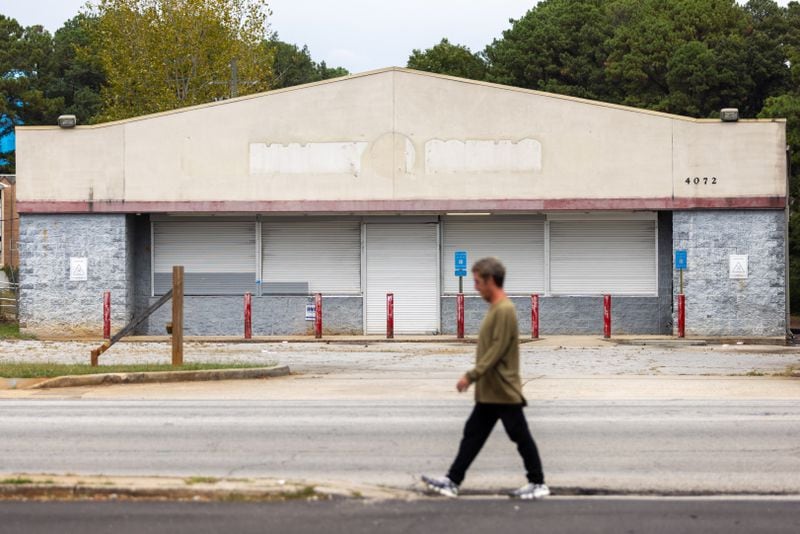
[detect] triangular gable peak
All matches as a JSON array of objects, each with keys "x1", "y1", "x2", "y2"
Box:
[{"x1": 15, "y1": 68, "x2": 786, "y2": 213}]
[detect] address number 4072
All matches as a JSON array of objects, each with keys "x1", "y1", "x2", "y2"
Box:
[{"x1": 685, "y1": 176, "x2": 718, "y2": 185}]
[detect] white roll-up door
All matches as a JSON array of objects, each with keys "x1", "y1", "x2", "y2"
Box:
[
  {"x1": 549, "y1": 219, "x2": 657, "y2": 295},
  {"x1": 442, "y1": 217, "x2": 545, "y2": 294},
  {"x1": 261, "y1": 219, "x2": 361, "y2": 294},
  {"x1": 366, "y1": 223, "x2": 439, "y2": 334},
  {"x1": 153, "y1": 220, "x2": 256, "y2": 295}
]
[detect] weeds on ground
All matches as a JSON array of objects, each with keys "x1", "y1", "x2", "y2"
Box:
[
  {"x1": 1, "y1": 478, "x2": 33, "y2": 485},
  {"x1": 0, "y1": 322, "x2": 35, "y2": 340}
]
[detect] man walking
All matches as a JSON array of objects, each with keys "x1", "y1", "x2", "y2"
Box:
[{"x1": 422, "y1": 257, "x2": 548, "y2": 499}]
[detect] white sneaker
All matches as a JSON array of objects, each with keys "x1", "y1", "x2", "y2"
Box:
[
  {"x1": 509, "y1": 483, "x2": 550, "y2": 500},
  {"x1": 421, "y1": 474, "x2": 459, "y2": 498}
]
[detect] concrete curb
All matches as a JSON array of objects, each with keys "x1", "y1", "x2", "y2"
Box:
[
  {"x1": 610, "y1": 339, "x2": 708, "y2": 347},
  {"x1": 3, "y1": 476, "x2": 799, "y2": 502},
  {"x1": 0, "y1": 475, "x2": 412, "y2": 502},
  {"x1": 30, "y1": 365, "x2": 290, "y2": 389},
  {"x1": 609, "y1": 337, "x2": 789, "y2": 347}
]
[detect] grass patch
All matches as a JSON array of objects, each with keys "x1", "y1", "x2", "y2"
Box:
[
  {"x1": 745, "y1": 370, "x2": 766, "y2": 376},
  {"x1": 0, "y1": 362, "x2": 274, "y2": 379},
  {"x1": 1, "y1": 477, "x2": 33, "y2": 485},
  {"x1": 185, "y1": 476, "x2": 220, "y2": 485},
  {"x1": 0, "y1": 322, "x2": 35, "y2": 340}
]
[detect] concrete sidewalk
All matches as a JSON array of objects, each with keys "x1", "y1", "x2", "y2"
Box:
[
  {"x1": 1, "y1": 338, "x2": 797, "y2": 399},
  {"x1": 4, "y1": 375, "x2": 798, "y2": 401}
]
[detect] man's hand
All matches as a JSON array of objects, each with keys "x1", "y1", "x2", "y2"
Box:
[{"x1": 456, "y1": 375, "x2": 471, "y2": 393}]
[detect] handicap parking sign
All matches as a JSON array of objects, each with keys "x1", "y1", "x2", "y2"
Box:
[
  {"x1": 675, "y1": 250, "x2": 687, "y2": 270},
  {"x1": 455, "y1": 251, "x2": 468, "y2": 277}
]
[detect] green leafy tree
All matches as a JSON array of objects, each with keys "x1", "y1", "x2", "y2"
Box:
[
  {"x1": 0, "y1": 15, "x2": 63, "y2": 173},
  {"x1": 741, "y1": 0, "x2": 792, "y2": 115},
  {"x1": 407, "y1": 38, "x2": 486, "y2": 81},
  {"x1": 482, "y1": 0, "x2": 789, "y2": 117},
  {"x1": 87, "y1": 0, "x2": 275, "y2": 122},
  {"x1": 45, "y1": 14, "x2": 105, "y2": 124},
  {"x1": 316, "y1": 61, "x2": 348, "y2": 81},
  {"x1": 267, "y1": 38, "x2": 348, "y2": 89},
  {"x1": 484, "y1": 0, "x2": 612, "y2": 99},
  {"x1": 603, "y1": 0, "x2": 768, "y2": 116}
]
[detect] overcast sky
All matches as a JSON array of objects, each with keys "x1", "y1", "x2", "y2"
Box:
[{"x1": 0, "y1": 0, "x2": 794, "y2": 73}]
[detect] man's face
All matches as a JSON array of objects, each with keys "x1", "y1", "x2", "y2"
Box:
[{"x1": 473, "y1": 273, "x2": 495, "y2": 302}]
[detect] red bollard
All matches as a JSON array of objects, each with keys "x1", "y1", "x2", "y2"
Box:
[
  {"x1": 103, "y1": 291, "x2": 111, "y2": 340},
  {"x1": 603, "y1": 294, "x2": 612, "y2": 339},
  {"x1": 386, "y1": 293, "x2": 394, "y2": 339},
  {"x1": 244, "y1": 292, "x2": 252, "y2": 340},
  {"x1": 315, "y1": 293, "x2": 322, "y2": 339},
  {"x1": 677, "y1": 294, "x2": 686, "y2": 338},
  {"x1": 531, "y1": 294, "x2": 539, "y2": 339},
  {"x1": 456, "y1": 293, "x2": 465, "y2": 339}
]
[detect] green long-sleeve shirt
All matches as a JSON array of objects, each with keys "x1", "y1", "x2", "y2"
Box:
[{"x1": 466, "y1": 298, "x2": 525, "y2": 405}]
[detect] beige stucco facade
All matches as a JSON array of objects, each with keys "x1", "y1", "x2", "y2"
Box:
[{"x1": 14, "y1": 68, "x2": 786, "y2": 213}]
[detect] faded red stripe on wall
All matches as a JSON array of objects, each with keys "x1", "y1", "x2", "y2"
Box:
[{"x1": 16, "y1": 196, "x2": 787, "y2": 214}]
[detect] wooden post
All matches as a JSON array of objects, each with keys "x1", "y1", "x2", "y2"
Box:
[{"x1": 172, "y1": 266, "x2": 184, "y2": 366}]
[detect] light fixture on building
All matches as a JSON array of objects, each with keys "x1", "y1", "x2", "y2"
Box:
[
  {"x1": 720, "y1": 108, "x2": 739, "y2": 122},
  {"x1": 57, "y1": 115, "x2": 77, "y2": 129}
]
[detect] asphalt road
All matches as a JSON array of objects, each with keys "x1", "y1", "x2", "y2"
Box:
[
  {"x1": 1, "y1": 499, "x2": 799, "y2": 534},
  {"x1": 1, "y1": 399, "x2": 799, "y2": 494}
]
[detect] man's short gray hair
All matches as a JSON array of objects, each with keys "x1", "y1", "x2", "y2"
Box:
[{"x1": 472, "y1": 257, "x2": 505, "y2": 288}]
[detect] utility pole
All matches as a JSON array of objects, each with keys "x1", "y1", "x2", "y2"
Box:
[{"x1": 230, "y1": 59, "x2": 239, "y2": 98}]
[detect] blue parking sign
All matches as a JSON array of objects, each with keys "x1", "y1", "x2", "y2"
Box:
[
  {"x1": 675, "y1": 250, "x2": 687, "y2": 270},
  {"x1": 455, "y1": 250, "x2": 468, "y2": 277}
]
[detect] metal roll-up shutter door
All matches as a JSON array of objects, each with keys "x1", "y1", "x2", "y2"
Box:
[
  {"x1": 549, "y1": 219, "x2": 657, "y2": 295},
  {"x1": 153, "y1": 220, "x2": 256, "y2": 295},
  {"x1": 261, "y1": 219, "x2": 361, "y2": 294},
  {"x1": 366, "y1": 223, "x2": 439, "y2": 334},
  {"x1": 442, "y1": 217, "x2": 545, "y2": 294}
]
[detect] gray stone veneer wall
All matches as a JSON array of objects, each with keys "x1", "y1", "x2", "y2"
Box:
[
  {"x1": 441, "y1": 212, "x2": 674, "y2": 336},
  {"x1": 142, "y1": 296, "x2": 363, "y2": 336},
  {"x1": 24, "y1": 211, "x2": 783, "y2": 337},
  {"x1": 672, "y1": 210, "x2": 786, "y2": 337},
  {"x1": 19, "y1": 214, "x2": 134, "y2": 336}
]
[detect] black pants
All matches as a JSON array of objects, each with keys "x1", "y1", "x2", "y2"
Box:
[{"x1": 447, "y1": 403, "x2": 545, "y2": 486}]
